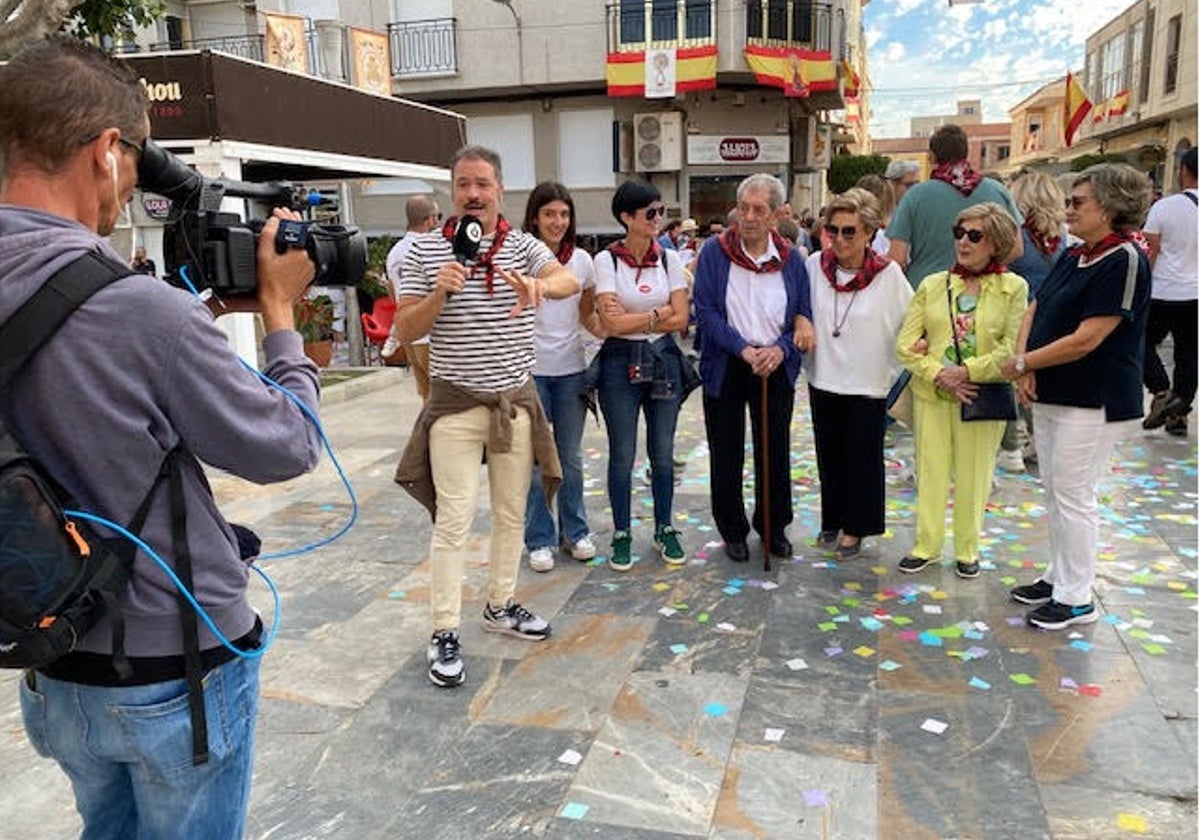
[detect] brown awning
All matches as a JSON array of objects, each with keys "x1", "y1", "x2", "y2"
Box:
[{"x1": 122, "y1": 50, "x2": 466, "y2": 180}]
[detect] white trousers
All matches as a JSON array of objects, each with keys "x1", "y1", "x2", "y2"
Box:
[{"x1": 1032, "y1": 403, "x2": 1136, "y2": 606}]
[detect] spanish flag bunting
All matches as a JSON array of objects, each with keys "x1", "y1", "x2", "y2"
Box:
[
  {"x1": 744, "y1": 45, "x2": 837, "y2": 98},
  {"x1": 841, "y1": 60, "x2": 860, "y2": 98},
  {"x1": 1062, "y1": 70, "x2": 1092, "y2": 146},
  {"x1": 1107, "y1": 89, "x2": 1130, "y2": 116},
  {"x1": 606, "y1": 45, "x2": 717, "y2": 97}
]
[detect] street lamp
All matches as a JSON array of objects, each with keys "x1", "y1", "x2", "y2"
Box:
[{"x1": 492, "y1": 0, "x2": 524, "y2": 85}]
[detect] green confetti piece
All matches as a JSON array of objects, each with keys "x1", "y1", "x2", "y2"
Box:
[
  {"x1": 892, "y1": 616, "x2": 913, "y2": 626},
  {"x1": 817, "y1": 621, "x2": 837, "y2": 632},
  {"x1": 1009, "y1": 673, "x2": 1036, "y2": 685},
  {"x1": 1142, "y1": 643, "x2": 1167, "y2": 655},
  {"x1": 697, "y1": 612, "x2": 710, "y2": 623},
  {"x1": 825, "y1": 605, "x2": 841, "y2": 615},
  {"x1": 842, "y1": 597, "x2": 862, "y2": 607}
]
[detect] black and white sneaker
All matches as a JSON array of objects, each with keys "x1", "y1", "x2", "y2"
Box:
[
  {"x1": 427, "y1": 630, "x2": 465, "y2": 688},
  {"x1": 1011, "y1": 579, "x2": 1053, "y2": 605},
  {"x1": 898, "y1": 554, "x2": 935, "y2": 574},
  {"x1": 1026, "y1": 600, "x2": 1098, "y2": 630},
  {"x1": 483, "y1": 599, "x2": 551, "y2": 641}
]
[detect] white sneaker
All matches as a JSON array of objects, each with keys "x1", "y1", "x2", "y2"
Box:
[
  {"x1": 381, "y1": 335, "x2": 400, "y2": 357},
  {"x1": 529, "y1": 547, "x2": 555, "y2": 573},
  {"x1": 996, "y1": 448, "x2": 1025, "y2": 473},
  {"x1": 568, "y1": 536, "x2": 596, "y2": 561}
]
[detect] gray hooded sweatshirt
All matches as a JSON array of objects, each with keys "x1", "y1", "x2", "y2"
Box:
[{"x1": 0, "y1": 205, "x2": 322, "y2": 658}]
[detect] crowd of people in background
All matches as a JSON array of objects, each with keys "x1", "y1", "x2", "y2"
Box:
[{"x1": 376, "y1": 126, "x2": 1191, "y2": 689}]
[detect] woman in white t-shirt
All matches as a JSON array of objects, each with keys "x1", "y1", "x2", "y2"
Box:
[
  {"x1": 593, "y1": 180, "x2": 692, "y2": 571},
  {"x1": 794, "y1": 188, "x2": 913, "y2": 561},
  {"x1": 522, "y1": 182, "x2": 603, "y2": 573}
]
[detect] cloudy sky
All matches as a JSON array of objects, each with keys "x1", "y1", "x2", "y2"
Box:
[{"x1": 863, "y1": 0, "x2": 1136, "y2": 138}]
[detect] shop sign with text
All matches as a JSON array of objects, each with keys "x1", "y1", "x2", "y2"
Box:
[{"x1": 686, "y1": 135, "x2": 790, "y2": 165}]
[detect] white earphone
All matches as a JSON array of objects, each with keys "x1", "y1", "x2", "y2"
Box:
[{"x1": 106, "y1": 150, "x2": 117, "y2": 173}]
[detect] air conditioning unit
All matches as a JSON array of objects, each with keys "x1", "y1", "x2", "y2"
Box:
[{"x1": 633, "y1": 111, "x2": 683, "y2": 172}]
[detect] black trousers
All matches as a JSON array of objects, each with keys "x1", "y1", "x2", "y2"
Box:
[
  {"x1": 1143, "y1": 299, "x2": 1197, "y2": 411},
  {"x1": 809, "y1": 385, "x2": 886, "y2": 538},
  {"x1": 703, "y1": 358, "x2": 794, "y2": 543}
]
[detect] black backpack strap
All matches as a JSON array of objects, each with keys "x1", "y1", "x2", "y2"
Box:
[
  {"x1": 1184, "y1": 191, "x2": 1198, "y2": 206},
  {"x1": 0, "y1": 251, "x2": 134, "y2": 387}
]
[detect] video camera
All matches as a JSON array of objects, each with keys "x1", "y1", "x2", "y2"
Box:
[{"x1": 137, "y1": 140, "x2": 366, "y2": 296}]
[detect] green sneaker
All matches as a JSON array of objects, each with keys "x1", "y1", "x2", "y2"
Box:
[
  {"x1": 608, "y1": 531, "x2": 633, "y2": 572},
  {"x1": 654, "y1": 525, "x2": 686, "y2": 566}
]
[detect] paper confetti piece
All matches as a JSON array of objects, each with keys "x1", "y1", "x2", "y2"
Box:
[
  {"x1": 704, "y1": 702, "x2": 728, "y2": 717},
  {"x1": 697, "y1": 613, "x2": 710, "y2": 623},
  {"x1": 1115, "y1": 813, "x2": 1148, "y2": 833},
  {"x1": 388, "y1": 590, "x2": 406, "y2": 599},
  {"x1": 817, "y1": 621, "x2": 837, "y2": 632},
  {"x1": 722, "y1": 586, "x2": 742, "y2": 596},
  {"x1": 1010, "y1": 673, "x2": 1036, "y2": 685},
  {"x1": 892, "y1": 616, "x2": 913, "y2": 627},
  {"x1": 918, "y1": 632, "x2": 944, "y2": 647},
  {"x1": 802, "y1": 789, "x2": 829, "y2": 807},
  {"x1": 853, "y1": 645, "x2": 875, "y2": 657},
  {"x1": 825, "y1": 645, "x2": 843, "y2": 656},
  {"x1": 921, "y1": 718, "x2": 949, "y2": 734},
  {"x1": 1141, "y1": 643, "x2": 1167, "y2": 655},
  {"x1": 1061, "y1": 677, "x2": 1079, "y2": 691},
  {"x1": 764, "y1": 727, "x2": 785, "y2": 742},
  {"x1": 879, "y1": 659, "x2": 901, "y2": 671},
  {"x1": 658, "y1": 607, "x2": 677, "y2": 617},
  {"x1": 716, "y1": 622, "x2": 737, "y2": 632},
  {"x1": 968, "y1": 677, "x2": 991, "y2": 690},
  {"x1": 558, "y1": 749, "x2": 583, "y2": 766},
  {"x1": 561, "y1": 802, "x2": 589, "y2": 820},
  {"x1": 760, "y1": 580, "x2": 779, "y2": 590},
  {"x1": 860, "y1": 617, "x2": 884, "y2": 631},
  {"x1": 1079, "y1": 684, "x2": 1103, "y2": 696},
  {"x1": 1069, "y1": 640, "x2": 1093, "y2": 652},
  {"x1": 785, "y1": 658, "x2": 809, "y2": 671},
  {"x1": 923, "y1": 605, "x2": 943, "y2": 614},
  {"x1": 669, "y1": 643, "x2": 688, "y2": 655}
]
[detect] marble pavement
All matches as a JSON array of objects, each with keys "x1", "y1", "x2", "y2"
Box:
[{"x1": 2, "y1": 360, "x2": 1196, "y2": 839}]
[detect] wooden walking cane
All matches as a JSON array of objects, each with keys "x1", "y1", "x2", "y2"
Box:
[{"x1": 760, "y1": 371, "x2": 771, "y2": 572}]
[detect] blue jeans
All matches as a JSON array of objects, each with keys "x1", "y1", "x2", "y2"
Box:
[
  {"x1": 20, "y1": 655, "x2": 261, "y2": 840},
  {"x1": 597, "y1": 343, "x2": 682, "y2": 531},
  {"x1": 525, "y1": 372, "x2": 590, "y2": 550}
]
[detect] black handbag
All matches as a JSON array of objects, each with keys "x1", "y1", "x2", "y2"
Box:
[{"x1": 945, "y1": 275, "x2": 1016, "y2": 422}]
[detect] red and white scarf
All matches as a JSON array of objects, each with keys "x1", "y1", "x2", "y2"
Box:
[
  {"x1": 931, "y1": 160, "x2": 983, "y2": 196},
  {"x1": 442, "y1": 215, "x2": 512, "y2": 295},
  {"x1": 717, "y1": 229, "x2": 792, "y2": 273},
  {"x1": 820, "y1": 247, "x2": 891, "y2": 292}
]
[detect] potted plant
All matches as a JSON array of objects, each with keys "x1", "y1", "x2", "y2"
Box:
[{"x1": 295, "y1": 293, "x2": 335, "y2": 367}]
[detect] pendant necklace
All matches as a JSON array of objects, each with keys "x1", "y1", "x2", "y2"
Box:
[{"x1": 832, "y1": 276, "x2": 860, "y2": 338}]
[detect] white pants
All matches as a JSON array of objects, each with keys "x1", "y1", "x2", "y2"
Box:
[{"x1": 1032, "y1": 403, "x2": 1136, "y2": 606}]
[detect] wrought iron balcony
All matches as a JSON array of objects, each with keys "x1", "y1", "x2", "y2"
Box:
[
  {"x1": 746, "y1": 0, "x2": 840, "y2": 55},
  {"x1": 387, "y1": 18, "x2": 458, "y2": 78},
  {"x1": 145, "y1": 34, "x2": 266, "y2": 63},
  {"x1": 606, "y1": 1, "x2": 717, "y2": 53}
]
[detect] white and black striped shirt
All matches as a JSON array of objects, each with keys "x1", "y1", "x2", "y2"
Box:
[{"x1": 398, "y1": 228, "x2": 556, "y2": 392}]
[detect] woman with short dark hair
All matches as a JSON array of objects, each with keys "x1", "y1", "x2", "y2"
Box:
[
  {"x1": 1002, "y1": 164, "x2": 1152, "y2": 630},
  {"x1": 593, "y1": 180, "x2": 692, "y2": 570}
]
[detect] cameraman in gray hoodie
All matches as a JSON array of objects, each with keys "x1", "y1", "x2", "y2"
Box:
[{"x1": 0, "y1": 38, "x2": 321, "y2": 838}]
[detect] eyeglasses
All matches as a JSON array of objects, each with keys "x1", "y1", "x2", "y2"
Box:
[
  {"x1": 824, "y1": 224, "x2": 859, "y2": 239},
  {"x1": 80, "y1": 132, "x2": 144, "y2": 160},
  {"x1": 1065, "y1": 195, "x2": 1092, "y2": 209},
  {"x1": 952, "y1": 226, "x2": 986, "y2": 244},
  {"x1": 642, "y1": 206, "x2": 665, "y2": 220}
]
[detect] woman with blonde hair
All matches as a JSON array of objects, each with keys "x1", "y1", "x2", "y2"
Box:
[
  {"x1": 896, "y1": 203, "x2": 1028, "y2": 579},
  {"x1": 855, "y1": 173, "x2": 897, "y2": 255},
  {"x1": 795, "y1": 187, "x2": 912, "y2": 559}
]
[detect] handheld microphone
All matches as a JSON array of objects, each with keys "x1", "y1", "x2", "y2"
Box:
[{"x1": 453, "y1": 214, "x2": 483, "y2": 264}]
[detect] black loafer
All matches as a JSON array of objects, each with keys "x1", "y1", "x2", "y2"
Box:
[
  {"x1": 725, "y1": 541, "x2": 749, "y2": 562},
  {"x1": 768, "y1": 536, "x2": 793, "y2": 558},
  {"x1": 955, "y1": 560, "x2": 981, "y2": 579}
]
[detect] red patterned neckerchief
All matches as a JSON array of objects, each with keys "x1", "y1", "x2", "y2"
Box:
[
  {"x1": 951, "y1": 261, "x2": 1006, "y2": 279},
  {"x1": 931, "y1": 160, "x2": 983, "y2": 196},
  {"x1": 717, "y1": 229, "x2": 792, "y2": 273},
  {"x1": 608, "y1": 239, "x2": 662, "y2": 269},
  {"x1": 820, "y1": 247, "x2": 891, "y2": 292},
  {"x1": 1069, "y1": 231, "x2": 1133, "y2": 261},
  {"x1": 1024, "y1": 219, "x2": 1062, "y2": 256},
  {"x1": 442, "y1": 215, "x2": 512, "y2": 294}
]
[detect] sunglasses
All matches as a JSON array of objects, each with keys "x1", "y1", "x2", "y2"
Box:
[
  {"x1": 642, "y1": 206, "x2": 665, "y2": 220},
  {"x1": 824, "y1": 224, "x2": 859, "y2": 239},
  {"x1": 81, "y1": 132, "x2": 144, "y2": 160},
  {"x1": 952, "y1": 226, "x2": 986, "y2": 244},
  {"x1": 1065, "y1": 196, "x2": 1091, "y2": 209}
]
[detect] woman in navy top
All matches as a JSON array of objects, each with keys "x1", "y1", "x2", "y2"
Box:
[{"x1": 1001, "y1": 164, "x2": 1152, "y2": 631}]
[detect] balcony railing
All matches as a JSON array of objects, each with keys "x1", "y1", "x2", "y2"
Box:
[
  {"x1": 746, "y1": 0, "x2": 839, "y2": 55},
  {"x1": 146, "y1": 34, "x2": 266, "y2": 63},
  {"x1": 387, "y1": 18, "x2": 457, "y2": 78},
  {"x1": 606, "y1": 1, "x2": 717, "y2": 53}
]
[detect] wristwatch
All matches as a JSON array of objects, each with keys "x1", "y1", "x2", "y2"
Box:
[{"x1": 1014, "y1": 355, "x2": 1026, "y2": 374}]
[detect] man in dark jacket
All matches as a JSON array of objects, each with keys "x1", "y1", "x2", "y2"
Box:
[{"x1": 0, "y1": 37, "x2": 321, "y2": 838}]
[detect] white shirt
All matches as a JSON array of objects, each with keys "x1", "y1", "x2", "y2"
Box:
[
  {"x1": 1143, "y1": 189, "x2": 1198, "y2": 301},
  {"x1": 593, "y1": 246, "x2": 687, "y2": 341},
  {"x1": 725, "y1": 238, "x2": 787, "y2": 347},
  {"x1": 386, "y1": 232, "x2": 428, "y2": 345},
  {"x1": 805, "y1": 252, "x2": 913, "y2": 398},
  {"x1": 532, "y1": 249, "x2": 596, "y2": 377}
]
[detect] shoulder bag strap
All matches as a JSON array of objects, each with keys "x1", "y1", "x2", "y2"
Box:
[{"x1": 945, "y1": 272, "x2": 964, "y2": 365}]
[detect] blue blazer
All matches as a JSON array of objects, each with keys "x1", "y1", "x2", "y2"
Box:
[{"x1": 693, "y1": 240, "x2": 811, "y2": 397}]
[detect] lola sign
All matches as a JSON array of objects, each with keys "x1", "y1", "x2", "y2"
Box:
[{"x1": 687, "y1": 135, "x2": 790, "y2": 165}]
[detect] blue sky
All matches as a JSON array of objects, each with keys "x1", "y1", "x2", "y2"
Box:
[{"x1": 863, "y1": 0, "x2": 1136, "y2": 138}]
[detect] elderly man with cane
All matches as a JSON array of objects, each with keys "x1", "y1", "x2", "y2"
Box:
[{"x1": 694, "y1": 174, "x2": 810, "y2": 567}]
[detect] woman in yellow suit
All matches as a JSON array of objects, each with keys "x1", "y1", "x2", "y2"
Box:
[{"x1": 895, "y1": 203, "x2": 1028, "y2": 578}]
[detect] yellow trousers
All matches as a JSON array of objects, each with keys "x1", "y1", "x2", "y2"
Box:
[{"x1": 911, "y1": 395, "x2": 1005, "y2": 563}]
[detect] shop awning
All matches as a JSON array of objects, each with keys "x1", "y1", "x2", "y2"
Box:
[{"x1": 123, "y1": 50, "x2": 466, "y2": 182}]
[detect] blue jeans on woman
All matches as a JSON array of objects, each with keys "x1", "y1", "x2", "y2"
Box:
[
  {"x1": 525, "y1": 371, "x2": 590, "y2": 550},
  {"x1": 597, "y1": 340, "x2": 682, "y2": 532},
  {"x1": 20, "y1": 654, "x2": 261, "y2": 840}
]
